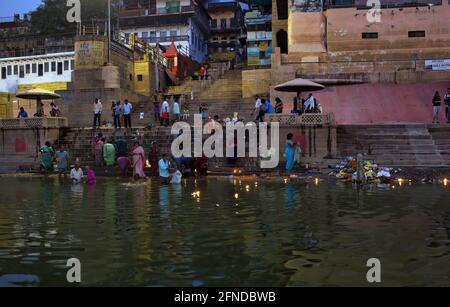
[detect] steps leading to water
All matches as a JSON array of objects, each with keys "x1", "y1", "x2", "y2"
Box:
[{"x1": 337, "y1": 124, "x2": 450, "y2": 167}]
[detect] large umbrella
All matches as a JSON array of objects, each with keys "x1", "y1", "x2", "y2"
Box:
[
  {"x1": 16, "y1": 89, "x2": 61, "y2": 117},
  {"x1": 16, "y1": 89, "x2": 61, "y2": 100},
  {"x1": 274, "y1": 78, "x2": 325, "y2": 92}
]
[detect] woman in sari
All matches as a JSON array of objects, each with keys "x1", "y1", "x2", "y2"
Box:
[
  {"x1": 131, "y1": 141, "x2": 146, "y2": 180},
  {"x1": 40, "y1": 141, "x2": 54, "y2": 172},
  {"x1": 285, "y1": 133, "x2": 295, "y2": 172}
]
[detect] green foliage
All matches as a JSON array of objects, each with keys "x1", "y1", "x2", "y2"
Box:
[{"x1": 30, "y1": 0, "x2": 113, "y2": 34}]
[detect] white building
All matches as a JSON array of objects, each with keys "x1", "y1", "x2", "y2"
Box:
[
  {"x1": 120, "y1": 0, "x2": 211, "y2": 63},
  {"x1": 0, "y1": 52, "x2": 74, "y2": 93}
]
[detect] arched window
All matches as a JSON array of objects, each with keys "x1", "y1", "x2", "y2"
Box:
[
  {"x1": 276, "y1": 29, "x2": 288, "y2": 54},
  {"x1": 276, "y1": 0, "x2": 288, "y2": 20}
]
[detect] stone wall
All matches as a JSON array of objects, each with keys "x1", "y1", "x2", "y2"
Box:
[{"x1": 242, "y1": 69, "x2": 272, "y2": 98}]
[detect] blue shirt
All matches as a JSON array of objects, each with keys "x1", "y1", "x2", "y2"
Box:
[
  {"x1": 18, "y1": 111, "x2": 28, "y2": 118},
  {"x1": 123, "y1": 103, "x2": 132, "y2": 115},
  {"x1": 158, "y1": 159, "x2": 170, "y2": 178},
  {"x1": 173, "y1": 103, "x2": 180, "y2": 114}
]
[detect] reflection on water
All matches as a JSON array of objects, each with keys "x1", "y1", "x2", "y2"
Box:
[{"x1": 0, "y1": 177, "x2": 449, "y2": 287}]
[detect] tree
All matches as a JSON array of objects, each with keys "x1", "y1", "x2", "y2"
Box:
[{"x1": 31, "y1": 0, "x2": 117, "y2": 35}]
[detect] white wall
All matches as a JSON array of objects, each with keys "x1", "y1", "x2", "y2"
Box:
[{"x1": 0, "y1": 52, "x2": 74, "y2": 93}]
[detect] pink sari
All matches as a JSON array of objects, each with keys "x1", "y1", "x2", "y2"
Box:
[{"x1": 132, "y1": 146, "x2": 146, "y2": 178}]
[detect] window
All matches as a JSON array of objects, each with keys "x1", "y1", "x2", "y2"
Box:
[
  {"x1": 1, "y1": 67, "x2": 6, "y2": 79},
  {"x1": 408, "y1": 31, "x2": 425, "y2": 38},
  {"x1": 138, "y1": 74, "x2": 143, "y2": 81},
  {"x1": 14, "y1": 65, "x2": 18, "y2": 75},
  {"x1": 213, "y1": 37, "x2": 219, "y2": 41},
  {"x1": 211, "y1": 19, "x2": 217, "y2": 29},
  {"x1": 129, "y1": 74, "x2": 133, "y2": 81},
  {"x1": 7, "y1": 65, "x2": 12, "y2": 75},
  {"x1": 25, "y1": 64, "x2": 30, "y2": 74},
  {"x1": 71, "y1": 60, "x2": 74, "y2": 70},
  {"x1": 32, "y1": 63, "x2": 37, "y2": 74},
  {"x1": 230, "y1": 18, "x2": 236, "y2": 28},
  {"x1": 160, "y1": 31, "x2": 167, "y2": 38},
  {"x1": 362, "y1": 32, "x2": 378, "y2": 39},
  {"x1": 19, "y1": 66, "x2": 25, "y2": 78},
  {"x1": 51, "y1": 62, "x2": 56, "y2": 72},
  {"x1": 142, "y1": 32, "x2": 149, "y2": 39},
  {"x1": 38, "y1": 63, "x2": 43, "y2": 77},
  {"x1": 276, "y1": 0, "x2": 288, "y2": 20},
  {"x1": 44, "y1": 62, "x2": 49, "y2": 72},
  {"x1": 57, "y1": 62, "x2": 63, "y2": 75},
  {"x1": 64, "y1": 60, "x2": 69, "y2": 71},
  {"x1": 220, "y1": 18, "x2": 227, "y2": 29},
  {"x1": 170, "y1": 30, "x2": 177, "y2": 38},
  {"x1": 221, "y1": 37, "x2": 227, "y2": 42},
  {"x1": 150, "y1": 31, "x2": 156, "y2": 38}
]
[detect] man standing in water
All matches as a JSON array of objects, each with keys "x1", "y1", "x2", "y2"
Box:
[
  {"x1": 55, "y1": 145, "x2": 69, "y2": 179},
  {"x1": 70, "y1": 162, "x2": 84, "y2": 184},
  {"x1": 158, "y1": 153, "x2": 173, "y2": 183}
]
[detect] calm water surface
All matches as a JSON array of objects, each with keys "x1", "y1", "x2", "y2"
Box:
[{"x1": 0, "y1": 177, "x2": 449, "y2": 287}]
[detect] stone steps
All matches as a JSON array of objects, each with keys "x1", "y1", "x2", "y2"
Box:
[{"x1": 336, "y1": 124, "x2": 448, "y2": 167}]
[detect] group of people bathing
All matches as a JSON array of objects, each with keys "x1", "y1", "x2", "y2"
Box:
[
  {"x1": 39, "y1": 142, "x2": 96, "y2": 185},
  {"x1": 92, "y1": 133, "x2": 208, "y2": 183}
]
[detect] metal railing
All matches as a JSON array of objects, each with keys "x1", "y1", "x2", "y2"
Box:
[
  {"x1": 142, "y1": 35, "x2": 189, "y2": 44},
  {"x1": 265, "y1": 113, "x2": 335, "y2": 126},
  {"x1": 0, "y1": 117, "x2": 69, "y2": 129}
]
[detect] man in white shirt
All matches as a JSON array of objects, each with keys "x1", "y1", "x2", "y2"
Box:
[
  {"x1": 161, "y1": 99, "x2": 170, "y2": 126},
  {"x1": 93, "y1": 98, "x2": 103, "y2": 128},
  {"x1": 254, "y1": 95, "x2": 262, "y2": 120},
  {"x1": 172, "y1": 100, "x2": 180, "y2": 122},
  {"x1": 123, "y1": 99, "x2": 133, "y2": 129},
  {"x1": 70, "y1": 163, "x2": 84, "y2": 184}
]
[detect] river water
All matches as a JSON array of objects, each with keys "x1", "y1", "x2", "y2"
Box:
[{"x1": 0, "y1": 176, "x2": 449, "y2": 287}]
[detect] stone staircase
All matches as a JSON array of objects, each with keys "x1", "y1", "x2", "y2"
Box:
[
  {"x1": 336, "y1": 124, "x2": 449, "y2": 167},
  {"x1": 428, "y1": 125, "x2": 450, "y2": 165},
  {"x1": 195, "y1": 69, "x2": 243, "y2": 101}
]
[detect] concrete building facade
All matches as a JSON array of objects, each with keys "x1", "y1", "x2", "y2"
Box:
[
  {"x1": 254, "y1": 0, "x2": 450, "y2": 124},
  {"x1": 119, "y1": 0, "x2": 211, "y2": 63}
]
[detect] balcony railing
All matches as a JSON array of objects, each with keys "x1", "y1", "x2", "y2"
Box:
[
  {"x1": 326, "y1": 0, "x2": 442, "y2": 8},
  {"x1": 265, "y1": 113, "x2": 335, "y2": 126},
  {"x1": 0, "y1": 117, "x2": 69, "y2": 129},
  {"x1": 142, "y1": 35, "x2": 189, "y2": 44}
]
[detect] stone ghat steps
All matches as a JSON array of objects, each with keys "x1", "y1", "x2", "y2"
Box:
[
  {"x1": 0, "y1": 156, "x2": 38, "y2": 173},
  {"x1": 336, "y1": 124, "x2": 448, "y2": 167}
]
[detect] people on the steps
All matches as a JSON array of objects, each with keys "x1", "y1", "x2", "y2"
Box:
[
  {"x1": 444, "y1": 88, "x2": 450, "y2": 123},
  {"x1": 40, "y1": 141, "x2": 54, "y2": 173},
  {"x1": 432, "y1": 91, "x2": 442, "y2": 124},
  {"x1": 17, "y1": 107, "x2": 28, "y2": 118},
  {"x1": 50, "y1": 102, "x2": 61, "y2": 117},
  {"x1": 275, "y1": 97, "x2": 283, "y2": 114},
  {"x1": 123, "y1": 99, "x2": 133, "y2": 129},
  {"x1": 172, "y1": 99, "x2": 180, "y2": 122},
  {"x1": 153, "y1": 95, "x2": 160, "y2": 123},
  {"x1": 103, "y1": 139, "x2": 116, "y2": 167},
  {"x1": 94, "y1": 136, "x2": 104, "y2": 167},
  {"x1": 113, "y1": 101, "x2": 122, "y2": 129},
  {"x1": 161, "y1": 98, "x2": 170, "y2": 126},
  {"x1": 93, "y1": 98, "x2": 102, "y2": 129}
]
